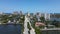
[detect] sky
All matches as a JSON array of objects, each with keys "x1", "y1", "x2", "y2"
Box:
[{"x1": 0, "y1": 0, "x2": 60, "y2": 13}]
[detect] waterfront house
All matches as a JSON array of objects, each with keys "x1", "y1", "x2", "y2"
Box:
[{"x1": 35, "y1": 22, "x2": 45, "y2": 28}]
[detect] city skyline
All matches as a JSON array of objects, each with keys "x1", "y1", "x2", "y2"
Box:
[{"x1": 0, "y1": 0, "x2": 60, "y2": 13}]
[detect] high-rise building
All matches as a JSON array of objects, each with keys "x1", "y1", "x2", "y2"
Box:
[
  {"x1": 0, "y1": 12, "x2": 4, "y2": 15},
  {"x1": 44, "y1": 13, "x2": 50, "y2": 20},
  {"x1": 12, "y1": 11, "x2": 19, "y2": 15},
  {"x1": 35, "y1": 12, "x2": 50, "y2": 21},
  {"x1": 20, "y1": 11, "x2": 23, "y2": 15},
  {"x1": 35, "y1": 12, "x2": 41, "y2": 21}
]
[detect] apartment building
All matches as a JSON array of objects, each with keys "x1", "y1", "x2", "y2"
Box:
[
  {"x1": 44, "y1": 13, "x2": 50, "y2": 21},
  {"x1": 35, "y1": 12, "x2": 50, "y2": 21}
]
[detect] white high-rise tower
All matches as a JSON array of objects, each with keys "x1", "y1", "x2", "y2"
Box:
[{"x1": 45, "y1": 13, "x2": 50, "y2": 20}]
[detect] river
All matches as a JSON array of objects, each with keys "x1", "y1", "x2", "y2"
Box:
[{"x1": 0, "y1": 24, "x2": 21, "y2": 34}]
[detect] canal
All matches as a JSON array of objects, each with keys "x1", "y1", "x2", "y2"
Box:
[{"x1": 0, "y1": 24, "x2": 21, "y2": 34}]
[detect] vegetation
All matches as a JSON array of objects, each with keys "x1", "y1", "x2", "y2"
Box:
[
  {"x1": 20, "y1": 23, "x2": 24, "y2": 34},
  {"x1": 30, "y1": 16, "x2": 41, "y2": 34},
  {"x1": 27, "y1": 22, "x2": 31, "y2": 30},
  {"x1": 0, "y1": 15, "x2": 9, "y2": 23},
  {"x1": 27, "y1": 22, "x2": 31, "y2": 34},
  {"x1": 40, "y1": 17, "x2": 45, "y2": 22},
  {"x1": 51, "y1": 20, "x2": 60, "y2": 27},
  {"x1": 19, "y1": 15, "x2": 25, "y2": 23},
  {"x1": 31, "y1": 16, "x2": 36, "y2": 28},
  {"x1": 45, "y1": 20, "x2": 50, "y2": 25},
  {"x1": 35, "y1": 27, "x2": 41, "y2": 34}
]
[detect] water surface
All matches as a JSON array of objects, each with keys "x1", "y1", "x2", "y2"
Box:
[{"x1": 0, "y1": 24, "x2": 21, "y2": 34}]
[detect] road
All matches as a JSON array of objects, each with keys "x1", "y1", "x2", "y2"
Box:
[
  {"x1": 29, "y1": 22, "x2": 35, "y2": 34},
  {"x1": 23, "y1": 15, "x2": 35, "y2": 34},
  {"x1": 23, "y1": 16, "x2": 29, "y2": 34},
  {"x1": 23, "y1": 21, "x2": 29, "y2": 34}
]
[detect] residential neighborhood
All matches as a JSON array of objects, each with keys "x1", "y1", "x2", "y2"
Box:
[
  {"x1": 0, "y1": 0, "x2": 60, "y2": 34},
  {"x1": 0, "y1": 11, "x2": 60, "y2": 34}
]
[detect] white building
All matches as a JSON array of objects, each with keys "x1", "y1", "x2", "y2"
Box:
[
  {"x1": 44, "y1": 13, "x2": 50, "y2": 20},
  {"x1": 35, "y1": 12, "x2": 45, "y2": 21},
  {"x1": 35, "y1": 12, "x2": 50, "y2": 21},
  {"x1": 0, "y1": 12, "x2": 4, "y2": 15}
]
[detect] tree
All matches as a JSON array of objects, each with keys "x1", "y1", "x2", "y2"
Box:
[
  {"x1": 35, "y1": 28, "x2": 41, "y2": 34},
  {"x1": 45, "y1": 20, "x2": 50, "y2": 25},
  {"x1": 27, "y1": 22, "x2": 31, "y2": 30},
  {"x1": 19, "y1": 15, "x2": 25, "y2": 23},
  {"x1": 31, "y1": 16, "x2": 37, "y2": 28},
  {"x1": 27, "y1": 22, "x2": 31, "y2": 34},
  {"x1": 40, "y1": 17, "x2": 45, "y2": 22},
  {"x1": 51, "y1": 20, "x2": 59, "y2": 27}
]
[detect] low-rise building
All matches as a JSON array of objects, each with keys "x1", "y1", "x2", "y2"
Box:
[
  {"x1": 35, "y1": 22, "x2": 45, "y2": 27},
  {"x1": 50, "y1": 13, "x2": 60, "y2": 21}
]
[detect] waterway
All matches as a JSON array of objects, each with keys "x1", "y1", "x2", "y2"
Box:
[{"x1": 0, "y1": 24, "x2": 21, "y2": 34}]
